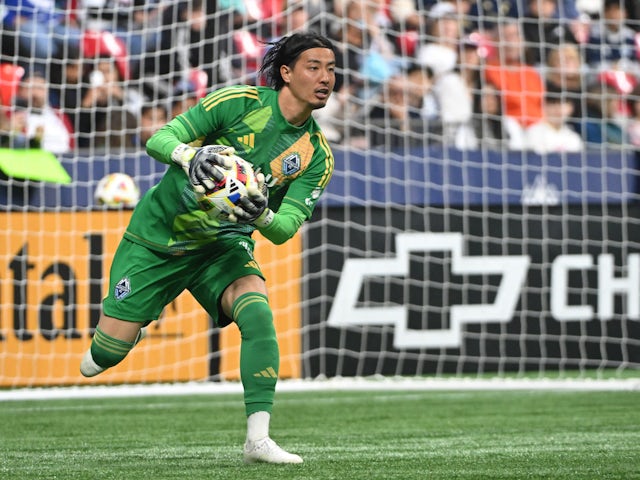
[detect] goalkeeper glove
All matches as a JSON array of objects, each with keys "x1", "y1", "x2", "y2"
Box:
[
  {"x1": 229, "y1": 173, "x2": 275, "y2": 227},
  {"x1": 171, "y1": 144, "x2": 235, "y2": 193}
]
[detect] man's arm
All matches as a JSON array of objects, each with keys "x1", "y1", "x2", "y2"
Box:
[
  {"x1": 146, "y1": 119, "x2": 234, "y2": 193},
  {"x1": 145, "y1": 120, "x2": 193, "y2": 165},
  {"x1": 255, "y1": 203, "x2": 307, "y2": 245},
  {"x1": 229, "y1": 174, "x2": 309, "y2": 245}
]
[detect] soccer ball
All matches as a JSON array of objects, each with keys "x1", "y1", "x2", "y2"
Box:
[
  {"x1": 94, "y1": 172, "x2": 140, "y2": 208},
  {"x1": 196, "y1": 155, "x2": 258, "y2": 220}
]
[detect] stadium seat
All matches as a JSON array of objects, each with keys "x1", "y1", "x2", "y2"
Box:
[{"x1": 0, "y1": 63, "x2": 25, "y2": 106}]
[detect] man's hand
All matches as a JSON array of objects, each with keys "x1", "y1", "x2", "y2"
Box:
[
  {"x1": 229, "y1": 173, "x2": 272, "y2": 225},
  {"x1": 171, "y1": 144, "x2": 235, "y2": 193}
]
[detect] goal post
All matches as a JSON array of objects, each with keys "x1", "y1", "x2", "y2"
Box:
[{"x1": 1, "y1": 3, "x2": 640, "y2": 389}]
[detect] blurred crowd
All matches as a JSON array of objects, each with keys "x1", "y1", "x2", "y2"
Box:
[{"x1": 1, "y1": 0, "x2": 640, "y2": 155}]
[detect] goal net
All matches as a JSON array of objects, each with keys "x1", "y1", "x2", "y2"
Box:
[{"x1": 1, "y1": 1, "x2": 639, "y2": 388}]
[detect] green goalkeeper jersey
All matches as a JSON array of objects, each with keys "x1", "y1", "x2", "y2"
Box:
[{"x1": 127, "y1": 85, "x2": 334, "y2": 254}]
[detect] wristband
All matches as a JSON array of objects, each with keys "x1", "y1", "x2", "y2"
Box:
[
  {"x1": 254, "y1": 209, "x2": 275, "y2": 228},
  {"x1": 171, "y1": 144, "x2": 196, "y2": 164}
]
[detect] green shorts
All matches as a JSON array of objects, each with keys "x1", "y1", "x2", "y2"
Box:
[{"x1": 102, "y1": 236, "x2": 263, "y2": 327}]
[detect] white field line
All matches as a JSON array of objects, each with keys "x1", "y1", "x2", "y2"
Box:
[{"x1": 1, "y1": 376, "x2": 639, "y2": 401}]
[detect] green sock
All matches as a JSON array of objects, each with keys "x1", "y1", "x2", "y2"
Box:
[
  {"x1": 90, "y1": 326, "x2": 136, "y2": 369},
  {"x1": 232, "y1": 292, "x2": 279, "y2": 416}
]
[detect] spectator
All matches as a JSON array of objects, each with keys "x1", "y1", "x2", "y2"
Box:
[
  {"x1": 170, "y1": 82, "x2": 203, "y2": 120},
  {"x1": 141, "y1": 0, "x2": 221, "y2": 98},
  {"x1": 76, "y1": 55, "x2": 139, "y2": 149},
  {"x1": 1, "y1": 0, "x2": 82, "y2": 76},
  {"x1": 417, "y1": 0, "x2": 582, "y2": 31},
  {"x1": 625, "y1": 82, "x2": 640, "y2": 146},
  {"x1": 0, "y1": 96, "x2": 42, "y2": 149},
  {"x1": 323, "y1": 0, "x2": 391, "y2": 142},
  {"x1": 336, "y1": 62, "x2": 436, "y2": 149},
  {"x1": 416, "y1": 2, "x2": 461, "y2": 78},
  {"x1": 386, "y1": 0, "x2": 422, "y2": 57},
  {"x1": 524, "y1": 88, "x2": 585, "y2": 153},
  {"x1": 137, "y1": 104, "x2": 168, "y2": 148},
  {"x1": 543, "y1": 42, "x2": 591, "y2": 132},
  {"x1": 54, "y1": 46, "x2": 93, "y2": 140},
  {"x1": 77, "y1": 0, "x2": 162, "y2": 79},
  {"x1": 484, "y1": 19, "x2": 545, "y2": 128},
  {"x1": 578, "y1": 81, "x2": 628, "y2": 145},
  {"x1": 522, "y1": 0, "x2": 579, "y2": 66},
  {"x1": 458, "y1": 34, "x2": 487, "y2": 90},
  {"x1": 339, "y1": 0, "x2": 402, "y2": 99},
  {"x1": 449, "y1": 35, "x2": 490, "y2": 149},
  {"x1": 311, "y1": 101, "x2": 343, "y2": 145},
  {"x1": 414, "y1": 4, "x2": 483, "y2": 149},
  {"x1": 432, "y1": 67, "x2": 474, "y2": 149},
  {"x1": 271, "y1": 1, "x2": 313, "y2": 38},
  {"x1": 330, "y1": 3, "x2": 366, "y2": 93},
  {"x1": 15, "y1": 72, "x2": 73, "y2": 154},
  {"x1": 585, "y1": 0, "x2": 639, "y2": 74},
  {"x1": 53, "y1": 36, "x2": 143, "y2": 145},
  {"x1": 49, "y1": 42, "x2": 84, "y2": 109},
  {"x1": 446, "y1": 0, "x2": 475, "y2": 35},
  {"x1": 405, "y1": 62, "x2": 438, "y2": 122},
  {"x1": 466, "y1": 81, "x2": 525, "y2": 151},
  {"x1": 366, "y1": 71, "x2": 426, "y2": 148},
  {"x1": 625, "y1": 0, "x2": 640, "y2": 32}
]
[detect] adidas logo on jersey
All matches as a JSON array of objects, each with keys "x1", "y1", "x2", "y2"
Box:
[{"x1": 237, "y1": 133, "x2": 255, "y2": 150}]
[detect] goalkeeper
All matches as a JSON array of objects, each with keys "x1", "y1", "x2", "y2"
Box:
[{"x1": 80, "y1": 32, "x2": 336, "y2": 465}]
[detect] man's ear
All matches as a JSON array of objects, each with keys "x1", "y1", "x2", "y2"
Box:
[{"x1": 280, "y1": 65, "x2": 291, "y2": 84}]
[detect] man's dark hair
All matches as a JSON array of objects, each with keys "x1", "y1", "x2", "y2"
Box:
[
  {"x1": 604, "y1": 0, "x2": 624, "y2": 10},
  {"x1": 259, "y1": 32, "x2": 335, "y2": 90}
]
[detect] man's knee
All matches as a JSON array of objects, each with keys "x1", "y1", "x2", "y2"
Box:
[
  {"x1": 86, "y1": 325, "x2": 136, "y2": 371},
  {"x1": 80, "y1": 318, "x2": 146, "y2": 377},
  {"x1": 233, "y1": 293, "x2": 275, "y2": 340}
]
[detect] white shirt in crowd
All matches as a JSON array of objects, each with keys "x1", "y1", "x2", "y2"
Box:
[
  {"x1": 26, "y1": 108, "x2": 72, "y2": 154},
  {"x1": 524, "y1": 121, "x2": 584, "y2": 154}
]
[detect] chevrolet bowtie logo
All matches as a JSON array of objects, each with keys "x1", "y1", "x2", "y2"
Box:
[{"x1": 327, "y1": 233, "x2": 530, "y2": 349}]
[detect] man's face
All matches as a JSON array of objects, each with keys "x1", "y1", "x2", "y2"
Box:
[
  {"x1": 18, "y1": 76, "x2": 48, "y2": 109},
  {"x1": 141, "y1": 106, "x2": 167, "y2": 142},
  {"x1": 529, "y1": 0, "x2": 557, "y2": 18},
  {"x1": 499, "y1": 23, "x2": 523, "y2": 63},
  {"x1": 10, "y1": 109, "x2": 28, "y2": 132},
  {"x1": 283, "y1": 47, "x2": 336, "y2": 110}
]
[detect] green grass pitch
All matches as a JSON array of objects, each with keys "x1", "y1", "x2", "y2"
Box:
[{"x1": 1, "y1": 389, "x2": 638, "y2": 479}]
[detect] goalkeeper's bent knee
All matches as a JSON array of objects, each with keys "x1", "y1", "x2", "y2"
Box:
[
  {"x1": 233, "y1": 293, "x2": 276, "y2": 341},
  {"x1": 81, "y1": 327, "x2": 146, "y2": 377},
  {"x1": 81, "y1": 326, "x2": 139, "y2": 376}
]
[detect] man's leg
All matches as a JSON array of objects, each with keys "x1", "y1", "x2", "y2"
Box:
[
  {"x1": 222, "y1": 276, "x2": 303, "y2": 464},
  {"x1": 80, "y1": 315, "x2": 146, "y2": 377},
  {"x1": 81, "y1": 237, "x2": 180, "y2": 377}
]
